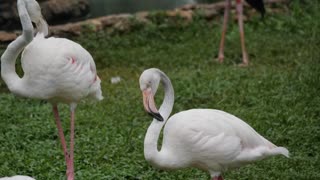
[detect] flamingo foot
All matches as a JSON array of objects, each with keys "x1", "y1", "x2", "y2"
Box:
[
  {"x1": 66, "y1": 156, "x2": 74, "y2": 180},
  {"x1": 67, "y1": 169, "x2": 74, "y2": 180},
  {"x1": 240, "y1": 51, "x2": 249, "y2": 66},
  {"x1": 212, "y1": 175, "x2": 224, "y2": 180},
  {"x1": 217, "y1": 54, "x2": 224, "y2": 63},
  {"x1": 238, "y1": 51, "x2": 249, "y2": 67},
  {"x1": 238, "y1": 62, "x2": 249, "y2": 67}
]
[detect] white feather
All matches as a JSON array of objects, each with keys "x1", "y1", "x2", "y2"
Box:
[{"x1": 0, "y1": 176, "x2": 35, "y2": 180}]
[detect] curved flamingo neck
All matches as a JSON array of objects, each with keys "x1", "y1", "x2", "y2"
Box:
[
  {"x1": 1, "y1": 0, "x2": 34, "y2": 96},
  {"x1": 144, "y1": 70, "x2": 175, "y2": 167},
  {"x1": 158, "y1": 71, "x2": 174, "y2": 120}
]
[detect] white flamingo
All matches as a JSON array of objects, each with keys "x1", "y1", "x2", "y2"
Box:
[
  {"x1": 0, "y1": 0, "x2": 103, "y2": 180},
  {"x1": 0, "y1": 176, "x2": 35, "y2": 180},
  {"x1": 139, "y1": 68, "x2": 289, "y2": 180}
]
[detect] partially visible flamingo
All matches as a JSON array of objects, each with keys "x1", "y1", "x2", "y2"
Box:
[
  {"x1": 218, "y1": 0, "x2": 265, "y2": 66},
  {"x1": 139, "y1": 68, "x2": 289, "y2": 180},
  {"x1": 0, "y1": 176, "x2": 35, "y2": 180},
  {"x1": 1, "y1": 0, "x2": 103, "y2": 180}
]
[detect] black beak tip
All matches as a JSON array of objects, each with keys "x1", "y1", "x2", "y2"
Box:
[
  {"x1": 155, "y1": 114, "x2": 164, "y2": 121},
  {"x1": 148, "y1": 112, "x2": 164, "y2": 121}
]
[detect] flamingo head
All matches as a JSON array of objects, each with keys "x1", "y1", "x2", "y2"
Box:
[
  {"x1": 23, "y1": 0, "x2": 48, "y2": 36},
  {"x1": 139, "y1": 68, "x2": 163, "y2": 121},
  {"x1": 24, "y1": 0, "x2": 42, "y2": 23}
]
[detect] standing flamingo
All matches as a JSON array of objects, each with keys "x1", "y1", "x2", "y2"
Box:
[
  {"x1": 1, "y1": 0, "x2": 103, "y2": 180},
  {"x1": 218, "y1": 0, "x2": 265, "y2": 66},
  {"x1": 139, "y1": 68, "x2": 288, "y2": 180}
]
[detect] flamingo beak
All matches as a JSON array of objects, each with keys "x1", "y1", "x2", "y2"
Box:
[
  {"x1": 142, "y1": 88, "x2": 163, "y2": 121},
  {"x1": 35, "y1": 16, "x2": 48, "y2": 36}
]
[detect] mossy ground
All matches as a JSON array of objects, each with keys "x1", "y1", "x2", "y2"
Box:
[{"x1": 0, "y1": 1, "x2": 319, "y2": 179}]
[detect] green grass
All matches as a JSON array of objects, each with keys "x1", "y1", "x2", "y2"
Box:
[{"x1": 1, "y1": 1, "x2": 320, "y2": 179}]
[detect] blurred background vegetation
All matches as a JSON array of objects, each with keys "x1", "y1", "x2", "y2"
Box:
[
  {"x1": 89, "y1": 0, "x2": 218, "y2": 18},
  {"x1": 0, "y1": 0, "x2": 319, "y2": 179}
]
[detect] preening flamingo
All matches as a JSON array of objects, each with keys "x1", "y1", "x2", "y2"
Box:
[
  {"x1": 0, "y1": 0, "x2": 103, "y2": 179},
  {"x1": 218, "y1": 0, "x2": 265, "y2": 66},
  {"x1": 139, "y1": 68, "x2": 289, "y2": 180},
  {"x1": 0, "y1": 176, "x2": 35, "y2": 180}
]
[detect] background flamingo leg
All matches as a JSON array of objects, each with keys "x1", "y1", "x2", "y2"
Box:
[
  {"x1": 218, "y1": 0, "x2": 231, "y2": 63},
  {"x1": 236, "y1": 0, "x2": 249, "y2": 66}
]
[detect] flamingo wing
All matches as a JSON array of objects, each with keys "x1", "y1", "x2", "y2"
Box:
[
  {"x1": 20, "y1": 36, "x2": 100, "y2": 102},
  {"x1": 165, "y1": 109, "x2": 278, "y2": 169}
]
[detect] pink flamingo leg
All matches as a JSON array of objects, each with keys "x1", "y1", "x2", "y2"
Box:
[
  {"x1": 52, "y1": 105, "x2": 71, "y2": 177},
  {"x1": 218, "y1": 0, "x2": 231, "y2": 63},
  {"x1": 52, "y1": 105, "x2": 69, "y2": 163},
  {"x1": 67, "y1": 104, "x2": 77, "y2": 180},
  {"x1": 236, "y1": 0, "x2": 249, "y2": 66}
]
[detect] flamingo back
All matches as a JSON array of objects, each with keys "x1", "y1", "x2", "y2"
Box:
[
  {"x1": 162, "y1": 109, "x2": 280, "y2": 171},
  {"x1": 20, "y1": 36, "x2": 103, "y2": 103}
]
